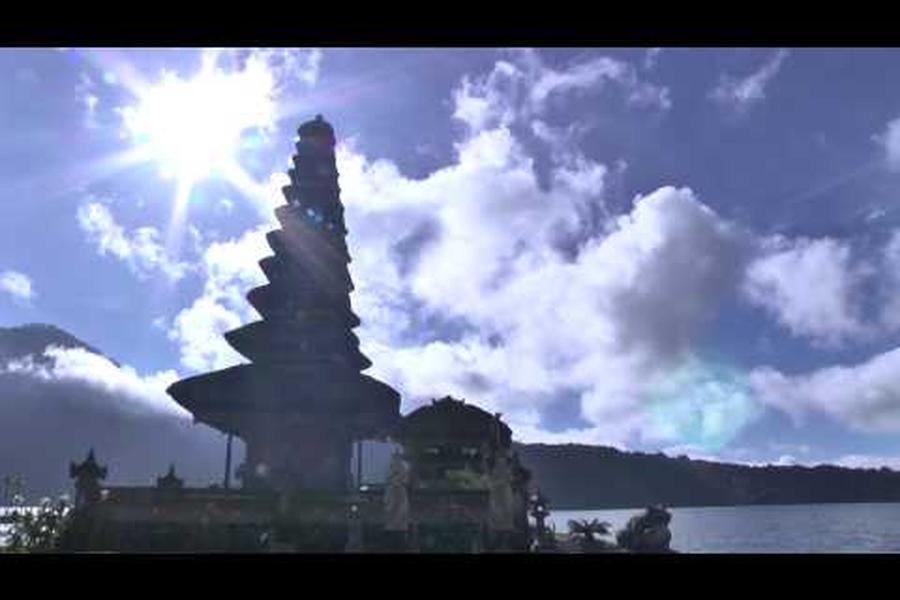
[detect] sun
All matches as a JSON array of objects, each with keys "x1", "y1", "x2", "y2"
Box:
[
  {"x1": 119, "y1": 56, "x2": 277, "y2": 189},
  {"x1": 113, "y1": 53, "x2": 283, "y2": 262}
]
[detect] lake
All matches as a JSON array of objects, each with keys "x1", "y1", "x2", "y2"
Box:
[
  {"x1": 4, "y1": 503, "x2": 900, "y2": 552},
  {"x1": 549, "y1": 503, "x2": 900, "y2": 553}
]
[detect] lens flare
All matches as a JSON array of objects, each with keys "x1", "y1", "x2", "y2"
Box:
[{"x1": 645, "y1": 358, "x2": 761, "y2": 451}]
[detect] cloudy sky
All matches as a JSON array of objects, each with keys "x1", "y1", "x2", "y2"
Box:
[{"x1": 4, "y1": 48, "x2": 900, "y2": 472}]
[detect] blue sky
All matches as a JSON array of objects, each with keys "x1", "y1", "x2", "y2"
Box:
[{"x1": 4, "y1": 47, "x2": 900, "y2": 470}]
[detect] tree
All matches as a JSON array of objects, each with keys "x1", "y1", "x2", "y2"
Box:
[
  {"x1": 2, "y1": 495, "x2": 72, "y2": 553},
  {"x1": 567, "y1": 518, "x2": 612, "y2": 550}
]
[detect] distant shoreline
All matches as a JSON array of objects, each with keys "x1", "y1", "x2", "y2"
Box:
[
  {"x1": 516, "y1": 443, "x2": 900, "y2": 509},
  {"x1": 551, "y1": 500, "x2": 900, "y2": 511}
]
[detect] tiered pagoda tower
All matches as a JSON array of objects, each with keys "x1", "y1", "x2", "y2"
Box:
[{"x1": 167, "y1": 115, "x2": 400, "y2": 494}]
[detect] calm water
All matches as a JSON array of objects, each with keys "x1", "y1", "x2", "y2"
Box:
[{"x1": 550, "y1": 503, "x2": 900, "y2": 553}]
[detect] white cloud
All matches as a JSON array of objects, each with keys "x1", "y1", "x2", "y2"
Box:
[
  {"x1": 205, "y1": 48, "x2": 323, "y2": 90},
  {"x1": 878, "y1": 116, "x2": 900, "y2": 170},
  {"x1": 644, "y1": 48, "x2": 663, "y2": 71},
  {"x1": 336, "y1": 117, "x2": 750, "y2": 448},
  {"x1": 452, "y1": 49, "x2": 670, "y2": 134},
  {"x1": 750, "y1": 346, "x2": 900, "y2": 432},
  {"x1": 743, "y1": 230, "x2": 900, "y2": 434},
  {"x1": 659, "y1": 443, "x2": 776, "y2": 466},
  {"x1": 833, "y1": 454, "x2": 900, "y2": 470},
  {"x1": 710, "y1": 49, "x2": 789, "y2": 113},
  {"x1": 742, "y1": 235, "x2": 870, "y2": 346},
  {"x1": 169, "y1": 296, "x2": 245, "y2": 372},
  {"x1": 77, "y1": 201, "x2": 191, "y2": 282},
  {"x1": 0, "y1": 344, "x2": 231, "y2": 495},
  {"x1": 3, "y1": 345, "x2": 186, "y2": 419},
  {"x1": 879, "y1": 229, "x2": 900, "y2": 330},
  {"x1": 163, "y1": 169, "x2": 287, "y2": 373},
  {"x1": 167, "y1": 225, "x2": 269, "y2": 372},
  {"x1": 0, "y1": 270, "x2": 35, "y2": 303},
  {"x1": 75, "y1": 72, "x2": 100, "y2": 129},
  {"x1": 773, "y1": 454, "x2": 799, "y2": 466}
]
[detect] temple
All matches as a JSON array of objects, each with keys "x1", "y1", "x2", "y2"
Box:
[
  {"x1": 54, "y1": 117, "x2": 552, "y2": 553},
  {"x1": 166, "y1": 115, "x2": 400, "y2": 494}
]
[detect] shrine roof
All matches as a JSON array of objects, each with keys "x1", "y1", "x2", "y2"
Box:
[
  {"x1": 396, "y1": 396, "x2": 512, "y2": 446},
  {"x1": 167, "y1": 363, "x2": 400, "y2": 422}
]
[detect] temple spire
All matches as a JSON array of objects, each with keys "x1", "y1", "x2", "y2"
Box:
[
  {"x1": 156, "y1": 464, "x2": 184, "y2": 490},
  {"x1": 167, "y1": 115, "x2": 400, "y2": 494}
]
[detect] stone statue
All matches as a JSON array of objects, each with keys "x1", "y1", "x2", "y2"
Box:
[
  {"x1": 616, "y1": 505, "x2": 673, "y2": 553},
  {"x1": 489, "y1": 452, "x2": 515, "y2": 531},
  {"x1": 345, "y1": 504, "x2": 363, "y2": 552},
  {"x1": 383, "y1": 452, "x2": 410, "y2": 532}
]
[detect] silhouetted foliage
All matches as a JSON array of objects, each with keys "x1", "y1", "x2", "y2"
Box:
[
  {"x1": 615, "y1": 506, "x2": 673, "y2": 553},
  {"x1": 567, "y1": 518, "x2": 611, "y2": 542},
  {"x1": 2, "y1": 495, "x2": 71, "y2": 553}
]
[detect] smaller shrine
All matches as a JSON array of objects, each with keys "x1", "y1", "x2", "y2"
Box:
[
  {"x1": 156, "y1": 465, "x2": 184, "y2": 491},
  {"x1": 69, "y1": 449, "x2": 107, "y2": 508},
  {"x1": 387, "y1": 396, "x2": 532, "y2": 552}
]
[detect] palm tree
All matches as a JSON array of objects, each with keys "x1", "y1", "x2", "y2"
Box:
[{"x1": 567, "y1": 518, "x2": 612, "y2": 547}]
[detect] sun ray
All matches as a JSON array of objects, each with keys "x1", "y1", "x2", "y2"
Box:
[
  {"x1": 76, "y1": 48, "x2": 157, "y2": 98},
  {"x1": 783, "y1": 158, "x2": 882, "y2": 207},
  {"x1": 770, "y1": 157, "x2": 885, "y2": 235},
  {"x1": 5, "y1": 145, "x2": 153, "y2": 203},
  {"x1": 219, "y1": 160, "x2": 279, "y2": 216},
  {"x1": 164, "y1": 178, "x2": 194, "y2": 265},
  {"x1": 273, "y1": 52, "x2": 432, "y2": 125}
]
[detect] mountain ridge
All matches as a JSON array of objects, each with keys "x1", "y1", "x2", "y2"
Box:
[
  {"x1": 0, "y1": 322, "x2": 114, "y2": 366},
  {"x1": 0, "y1": 322, "x2": 226, "y2": 499},
  {"x1": 2, "y1": 322, "x2": 899, "y2": 508},
  {"x1": 514, "y1": 442, "x2": 900, "y2": 509}
]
